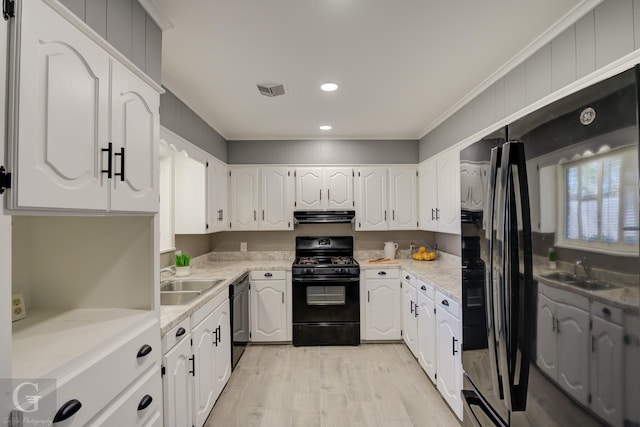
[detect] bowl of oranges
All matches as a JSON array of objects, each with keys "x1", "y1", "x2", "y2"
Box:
[{"x1": 412, "y1": 245, "x2": 437, "y2": 261}]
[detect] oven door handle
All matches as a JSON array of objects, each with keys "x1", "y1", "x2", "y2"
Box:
[{"x1": 292, "y1": 277, "x2": 360, "y2": 283}]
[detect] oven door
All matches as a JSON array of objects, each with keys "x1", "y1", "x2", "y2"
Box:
[{"x1": 292, "y1": 277, "x2": 360, "y2": 323}]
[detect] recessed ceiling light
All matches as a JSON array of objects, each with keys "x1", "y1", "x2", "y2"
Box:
[
  {"x1": 320, "y1": 83, "x2": 338, "y2": 92},
  {"x1": 319, "y1": 125, "x2": 332, "y2": 131}
]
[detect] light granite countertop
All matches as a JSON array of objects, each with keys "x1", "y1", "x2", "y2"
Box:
[{"x1": 160, "y1": 255, "x2": 462, "y2": 334}]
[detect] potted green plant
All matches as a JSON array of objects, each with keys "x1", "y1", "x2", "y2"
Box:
[{"x1": 175, "y1": 253, "x2": 192, "y2": 277}]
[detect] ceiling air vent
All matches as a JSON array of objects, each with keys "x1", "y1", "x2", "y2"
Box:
[{"x1": 257, "y1": 83, "x2": 285, "y2": 97}]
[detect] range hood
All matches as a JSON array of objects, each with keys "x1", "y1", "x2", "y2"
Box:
[{"x1": 293, "y1": 210, "x2": 355, "y2": 224}]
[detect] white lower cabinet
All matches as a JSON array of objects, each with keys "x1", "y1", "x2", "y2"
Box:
[
  {"x1": 162, "y1": 292, "x2": 231, "y2": 427},
  {"x1": 417, "y1": 280, "x2": 436, "y2": 384},
  {"x1": 435, "y1": 291, "x2": 462, "y2": 420},
  {"x1": 401, "y1": 272, "x2": 418, "y2": 356},
  {"x1": 536, "y1": 284, "x2": 590, "y2": 406},
  {"x1": 362, "y1": 269, "x2": 401, "y2": 340},
  {"x1": 250, "y1": 271, "x2": 291, "y2": 342},
  {"x1": 590, "y1": 312, "x2": 623, "y2": 426}
]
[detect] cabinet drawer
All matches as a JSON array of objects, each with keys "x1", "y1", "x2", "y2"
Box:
[
  {"x1": 401, "y1": 271, "x2": 416, "y2": 286},
  {"x1": 89, "y1": 366, "x2": 162, "y2": 426},
  {"x1": 23, "y1": 319, "x2": 160, "y2": 426},
  {"x1": 417, "y1": 279, "x2": 435, "y2": 300},
  {"x1": 191, "y1": 290, "x2": 228, "y2": 327},
  {"x1": 162, "y1": 317, "x2": 191, "y2": 353},
  {"x1": 250, "y1": 270, "x2": 286, "y2": 280},
  {"x1": 365, "y1": 269, "x2": 399, "y2": 279},
  {"x1": 436, "y1": 291, "x2": 460, "y2": 319},
  {"x1": 591, "y1": 301, "x2": 623, "y2": 325}
]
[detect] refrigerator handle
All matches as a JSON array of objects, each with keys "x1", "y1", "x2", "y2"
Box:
[
  {"x1": 497, "y1": 141, "x2": 533, "y2": 412},
  {"x1": 485, "y1": 146, "x2": 504, "y2": 401}
]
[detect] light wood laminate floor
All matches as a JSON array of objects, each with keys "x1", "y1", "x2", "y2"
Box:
[{"x1": 205, "y1": 343, "x2": 461, "y2": 427}]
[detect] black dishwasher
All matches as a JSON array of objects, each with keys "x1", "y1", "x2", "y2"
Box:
[{"x1": 228, "y1": 273, "x2": 249, "y2": 370}]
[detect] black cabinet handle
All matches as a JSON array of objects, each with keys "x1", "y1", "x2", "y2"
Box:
[
  {"x1": 137, "y1": 395, "x2": 153, "y2": 411},
  {"x1": 264, "y1": 272, "x2": 273, "y2": 277},
  {"x1": 415, "y1": 303, "x2": 419, "y2": 318},
  {"x1": 319, "y1": 189, "x2": 322, "y2": 200},
  {"x1": 442, "y1": 300, "x2": 449, "y2": 307},
  {"x1": 214, "y1": 325, "x2": 221, "y2": 346},
  {"x1": 367, "y1": 290, "x2": 370, "y2": 302},
  {"x1": 452, "y1": 337, "x2": 458, "y2": 356},
  {"x1": 262, "y1": 210, "x2": 265, "y2": 220},
  {"x1": 421, "y1": 285, "x2": 426, "y2": 291},
  {"x1": 405, "y1": 275, "x2": 410, "y2": 280},
  {"x1": 137, "y1": 344, "x2": 152, "y2": 358},
  {"x1": 114, "y1": 147, "x2": 125, "y2": 181},
  {"x1": 393, "y1": 210, "x2": 395, "y2": 220},
  {"x1": 53, "y1": 399, "x2": 82, "y2": 423},
  {"x1": 431, "y1": 208, "x2": 435, "y2": 221},
  {"x1": 101, "y1": 142, "x2": 113, "y2": 178},
  {"x1": 410, "y1": 300, "x2": 414, "y2": 314},
  {"x1": 176, "y1": 327, "x2": 186, "y2": 338},
  {"x1": 384, "y1": 210, "x2": 387, "y2": 221},
  {"x1": 602, "y1": 307, "x2": 611, "y2": 316},
  {"x1": 378, "y1": 271, "x2": 387, "y2": 276},
  {"x1": 189, "y1": 355, "x2": 195, "y2": 376},
  {"x1": 254, "y1": 210, "x2": 257, "y2": 221},
  {"x1": 436, "y1": 208, "x2": 440, "y2": 220}
]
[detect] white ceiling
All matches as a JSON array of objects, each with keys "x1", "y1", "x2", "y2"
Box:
[{"x1": 155, "y1": 0, "x2": 583, "y2": 141}]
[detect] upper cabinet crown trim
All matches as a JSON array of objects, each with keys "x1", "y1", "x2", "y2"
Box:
[{"x1": 37, "y1": 0, "x2": 164, "y2": 93}]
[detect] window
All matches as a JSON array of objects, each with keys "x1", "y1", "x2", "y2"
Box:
[{"x1": 558, "y1": 145, "x2": 638, "y2": 254}]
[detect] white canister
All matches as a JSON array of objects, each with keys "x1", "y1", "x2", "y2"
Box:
[{"x1": 384, "y1": 241, "x2": 399, "y2": 259}]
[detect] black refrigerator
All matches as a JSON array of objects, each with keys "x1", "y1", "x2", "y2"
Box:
[{"x1": 460, "y1": 67, "x2": 640, "y2": 427}]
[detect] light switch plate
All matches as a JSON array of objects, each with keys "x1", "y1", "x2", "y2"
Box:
[
  {"x1": 12, "y1": 293, "x2": 26, "y2": 322},
  {"x1": 240, "y1": 242, "x2": 247, "y2": 252}
]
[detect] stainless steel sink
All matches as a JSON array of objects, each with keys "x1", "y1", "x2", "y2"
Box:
[
  {"x1": 160, "y1": 291, "x2": 202, "y2": 305},
  {"x1": 160, "y1": 279, "x2": 224, "y2": 292},
  {"x1": 540, "y1": 272, "x2": 621, "y2": 291}
]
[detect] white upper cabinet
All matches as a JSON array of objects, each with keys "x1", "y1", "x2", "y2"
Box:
[
  {"x1": 389, "y1": 167, "x2": 418, "y2": 230},
  {"x1": 294, "y1": 167, "x2": 353, "y2": 210},
  {"x1": 159, "y1": 141, "x2": 176, "y2": 252},
  {"x1": 109, "y1": 61, "x2": 159, "y2": 212},
  {"x1": 260, "y1": 167, "x2": 293, "y2": 230},
  {"x1": 355, "y1": 166, "x2": 418, "y2": 231},
  {"x1": 7, "y1": 0, "x2": 160, "y2": 213},
  {"x1": 419, "y1": 149, "x2": 461, "y2": 234},
  {"x1": 355, "y1": 167, "x2": 388, "y2": 230},
  {"x1": 174, "y1": 151, "x2": 207, "y2": 234},
  {"x1": 230, "y1": 167, "x2": 293, "y2": 231},
  {"x1": 230, "y1": 168, "x2": 259, "y2": 230}
]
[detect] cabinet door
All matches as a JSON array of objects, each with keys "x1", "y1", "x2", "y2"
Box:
[
  {"x1": 230, "y1": 168, "x2": 259, "y2": 230},
  {"x1": 418, "y1": 160, "x2": 438, "y2": 231},
  {"x1": 590, "y1": 316, "x2": 623, "y2": 427},
  {"x1": 159, "y1": 141, "x2": 175, "y2": 251},
  {"x1": 365, "y1": 279, "x2": 401, "y2": 340},
  {"x1": 260, "y1": 167, "x2": 292, "y2": 230},
  {"x1": 208, "y1": 159, "x2": 228, "y2": 233},
  {"x1": 162, "y1": 336, "x2": 193, "y2": 427},
  {"x1": 556, "y1": 301, "x2": 590, "y2": 406},
  {"x1": 436, "y1": 307, "x2": 462, "y2": 419},
  {"x1": 295, "y1": 168, "x2": 323, "y2": 210},
  {"x1": 417, "y1": 292, "x2": 436, "y2": 384},
  {"x1": 212, "y1": 300, "x2": 232, "y2": 401},
  {"x1": 356, "y1": 168, "x2": 388, "y2": 230},
  {"x1": 191, "y1": 312, "x2": 217, "y2": 427},
  {"x1": 401, "y1": 281, "x2": 418, "y2": 356},
  {"x1": 325, "y1": 167, "x2": 353, "y2": 209},
  {"x1": 110, "y1": 60, "x2": 159, "y2": 212},
  {"x1": 536, "y1": 293, "x2": 558, "y2": 379},
  {"x1": 251, "y1": 280, "x2": 288, "y2": 342},
  {"x1": 11, "y1": 0, "x2": 110, "y2": 210},
  {"x1": 389, "y1": 168, "x2": 418, "y2": 230},
  {"x1": 437, "y1": 150, "x2": 461, "y2": 234},
  {"x1": 174, "y1": 152, "x2": 207, "y2": 234}
]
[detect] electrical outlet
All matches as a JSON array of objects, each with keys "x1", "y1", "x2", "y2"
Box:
[
  {"x1": 240, "y1": 242, "x2": 247, "y2": 252},
  {"x1": 12, "y1": 294, "x2": 26, "y2": 322}
]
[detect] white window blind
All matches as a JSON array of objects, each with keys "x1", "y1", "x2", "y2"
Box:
[{"x1": 559, "y1": 145, "x2": 638, "y2": 254}]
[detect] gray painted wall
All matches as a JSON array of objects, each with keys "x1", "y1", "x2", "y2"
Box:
[
  {"x1": 227, "y1": 139, "x2": 419, "y2": 165},
  {"x1": 160, "y1": 88, "x2": 228, "y2": 163},
  {"x1": 59, "y1": 0, "x2": 162, "y2": 83},
  {"x1": 419, "y1": 0, "x2": 640, "y2": 161}
]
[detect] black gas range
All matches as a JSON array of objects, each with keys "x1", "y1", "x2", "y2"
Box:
[{"x1": 292, "y1": 236, "x2": 361, "y2": 346}]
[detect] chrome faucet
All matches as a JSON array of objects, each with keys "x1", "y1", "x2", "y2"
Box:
[
  {"x1": 574, "y1": 257, "x2": 592, "y2": 279},
  {"x1": 160, "y1": 266, "x2": 175, "y2": 278}
]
